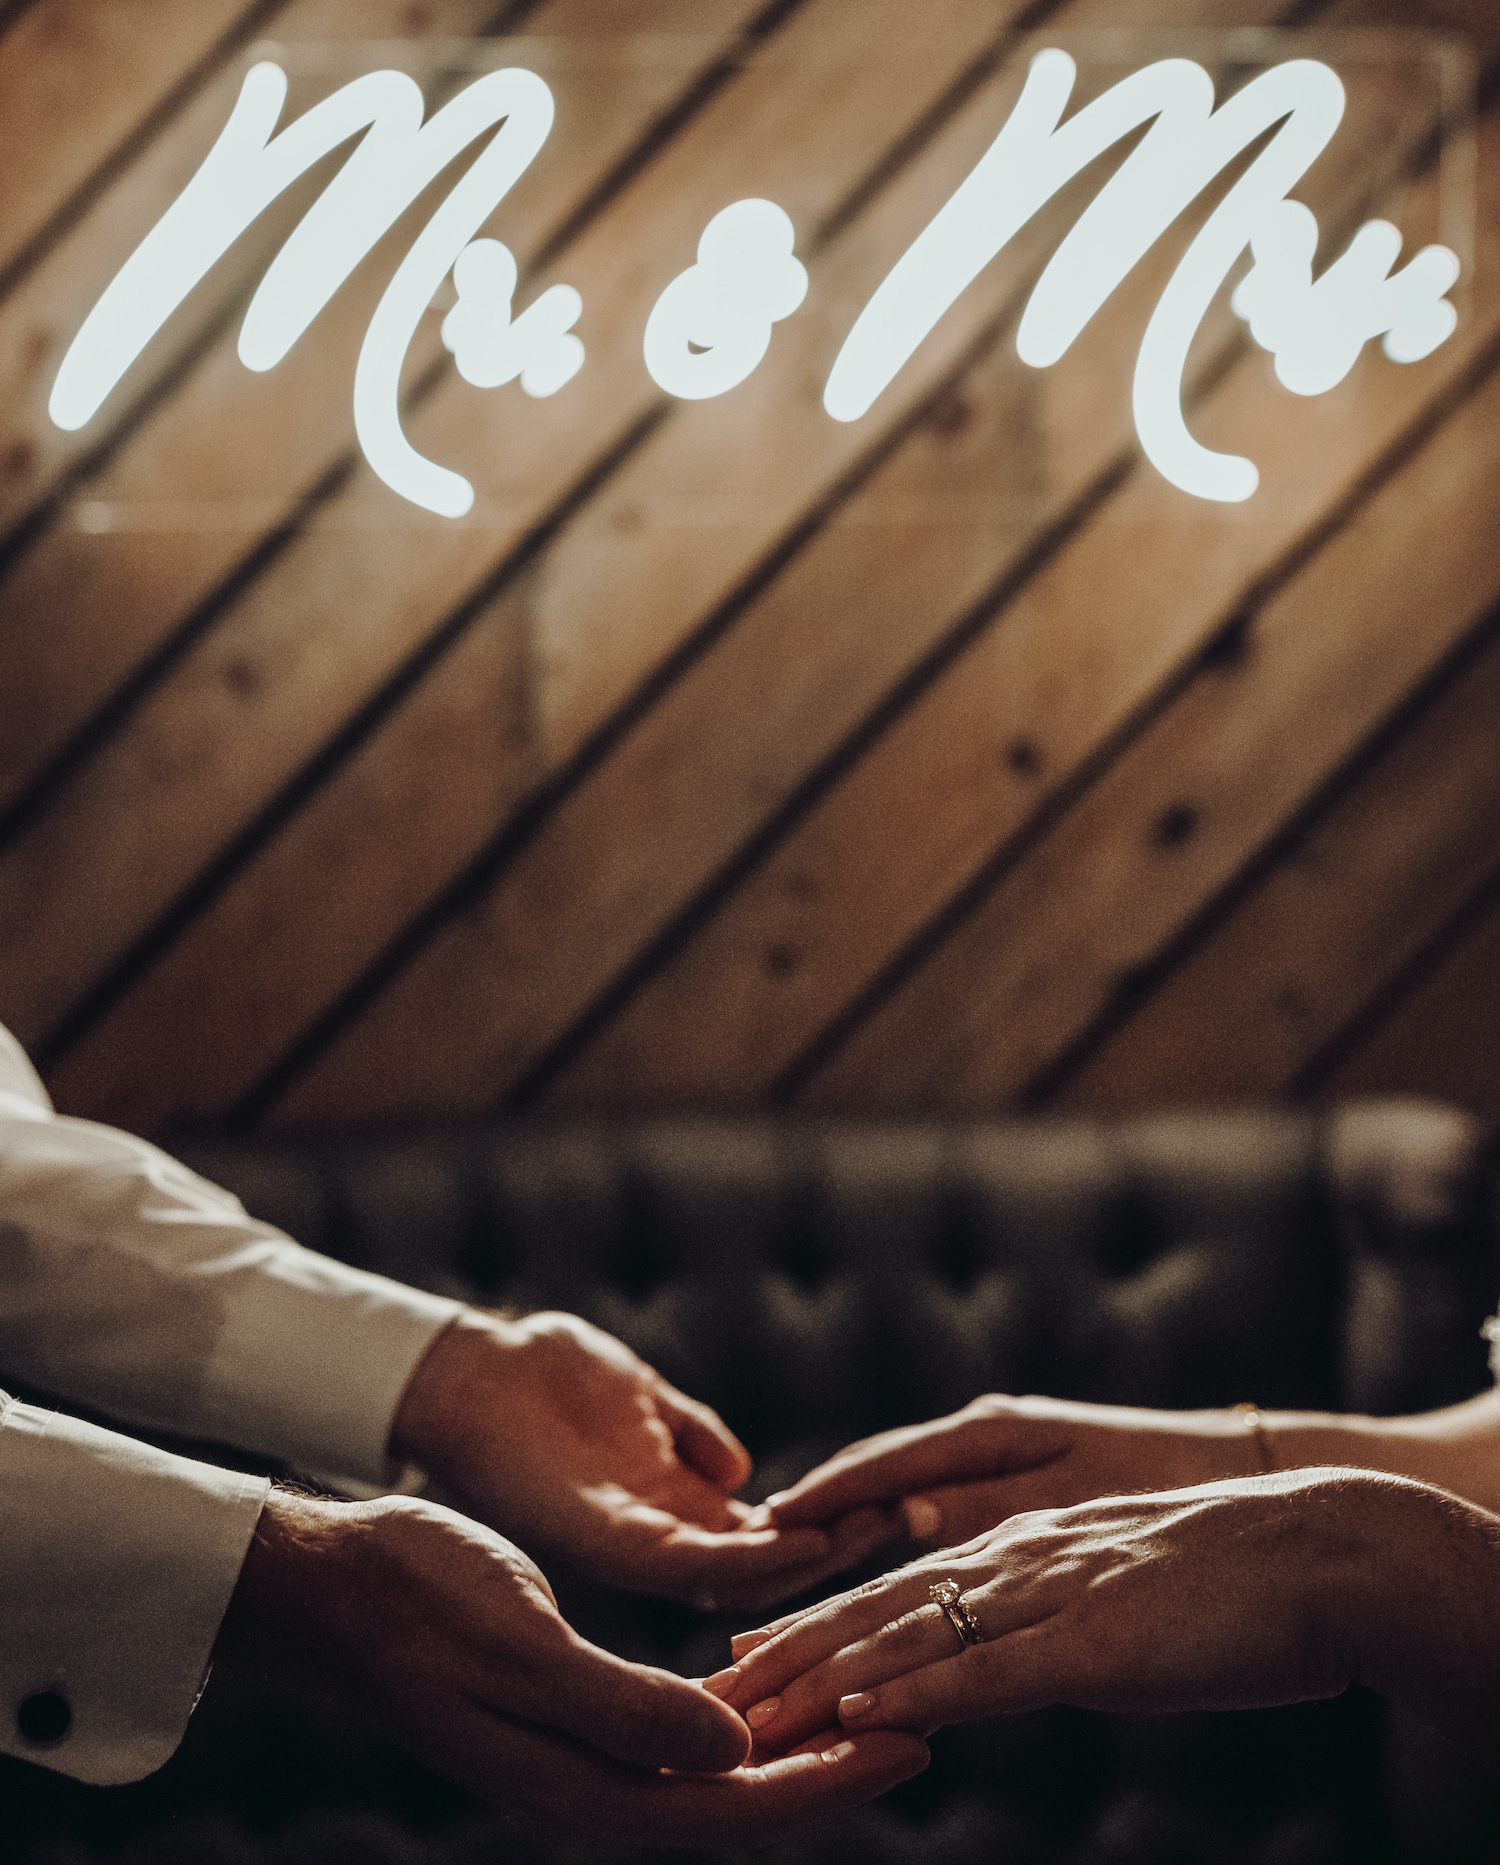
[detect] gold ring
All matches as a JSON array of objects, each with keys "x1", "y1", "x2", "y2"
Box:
[{"x1": 930, "y1": 1578, "x2": 985, "y2": 1647}]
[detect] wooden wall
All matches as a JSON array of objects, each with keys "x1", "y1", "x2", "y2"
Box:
[{"x1": 1, "y1": 0, "x2": 1497, "y2": 1136}]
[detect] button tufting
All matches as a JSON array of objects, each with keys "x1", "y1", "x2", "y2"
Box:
[{"x1": 17, "y1": 1692, "x2": 71, "y2": 1744}]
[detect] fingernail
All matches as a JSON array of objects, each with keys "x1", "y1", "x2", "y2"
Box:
[
  {"x1": 701, "y1": 1667, "x2": 738, "y2": 1698},
  {"x1": 839, "y1": 1692, "x2": 877, "y2": 1720},
  {"x1": 743, "y1": 1502, "x2": 774, "y2": 1528},
  {"x1": 902, "y1": 1496, "x2": 942, "y2": 1541},
  {"x1": 746, "y1": 1698, "x2": 781, "y2": 1730},
  {"x1": 822, "y1": 1740, "x2": 856, "y2": 1763},
  {"x1": 730, "y1": 1628, "x2": 770, "y2": 1657}
]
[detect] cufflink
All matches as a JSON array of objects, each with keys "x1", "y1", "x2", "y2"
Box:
[{"x1": 17, "y1": 1691, "x2": 71, "y2": 1744}]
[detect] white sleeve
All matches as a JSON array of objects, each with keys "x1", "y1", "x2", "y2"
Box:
[
  {"x1": 0, "y1": 1390, "x2": 268, "y2": 1785},
  {"x1": 0, "y1": 1024, "x2": 463, "y2": 1486}
]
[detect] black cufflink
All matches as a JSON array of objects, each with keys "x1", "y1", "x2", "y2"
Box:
[{"x1": 17, "y1": 1692, "x2": 71, "y2": 1744}]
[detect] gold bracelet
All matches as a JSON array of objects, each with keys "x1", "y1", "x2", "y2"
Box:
[{"x1": 1231, "y1": 1402, "x2": 1276, "y2": 1474}]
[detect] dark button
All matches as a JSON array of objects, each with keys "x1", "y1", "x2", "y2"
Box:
[{"x1": 17, "y1": 1692, "x2": 71, "y2": 1744}]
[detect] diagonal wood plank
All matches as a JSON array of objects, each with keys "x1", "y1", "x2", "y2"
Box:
[
  {"x1": 1314, "y1": 865, "x2": 1500, "y2": 1119},
  {"x1": 0, "y1": 0, "x2": 873, "y2": 844},
  {"x1": 193, "y1": 0, "x2": 1448, "y2": 1127},
  {"x1": 0, "y1": 0, "x2": 292, "y2": 298},
  {"x1": 478, "y1": 7, "x2": 1493, "y2": 1114},
  {"x1": 18, "y1": 0, "x2": 1078, "y2": 1126},
  {"x1": 211, "y1": 0, "x2": 1469, "y2": 1128},
  {"x1": 0, "y1": 0, "x2": 549, "y2": 563},
  {"x1": 0, "y1": 0, "x2": 600, "y2": 798},
  {"x1": 0, "y1": 0, "x2": 785, "y2": 1020},
  {"x1": 1047, "y1": 585, "x2": 1500, "y2": 1109},
  {"x1": 23, "y1": 0, "x2": 1488, "y2": 1133},
  {"x1": 779, "y1": 146, "x2": 1500, "y2": 1114}
]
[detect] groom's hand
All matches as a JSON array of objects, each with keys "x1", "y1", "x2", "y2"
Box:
[
  {"x1": 389, "y1": 1309, "x2": 895, "y2": 1609},
  {"x1": 215, "y1": 1488, "x2": 929, "y2": 1843}
]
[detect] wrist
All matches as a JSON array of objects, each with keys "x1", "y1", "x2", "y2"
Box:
[
  {"x1": 387, "y1": 1307, "x2": 524, "y2": 1477},
  {"x1": 213, "y1": 1488, "x2": 347, "y2": 1683},
  {"x1": 1336, "y1": 1473, "x2": 1500, "y2": 1765},
  {"x1": 1245, "y1": 1411, "x2": 1381, "y2": 1473}
]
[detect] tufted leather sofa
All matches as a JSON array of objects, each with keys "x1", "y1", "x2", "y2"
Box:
[{"x1": 5, "y1": 1101, "x2": 1500, "y2": 1865}]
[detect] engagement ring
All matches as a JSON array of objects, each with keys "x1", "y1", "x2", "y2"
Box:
[{"x1": 930, "y1": 1578, "x2": 986, "y2": 1647}]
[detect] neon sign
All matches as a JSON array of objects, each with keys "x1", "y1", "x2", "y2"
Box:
[{"x1": 50, "y1": 46, "x2": 1459, "y2": 517}]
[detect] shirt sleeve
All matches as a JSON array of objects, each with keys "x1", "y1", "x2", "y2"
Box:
[
  {"x1": 0, "y1": 1389, "x2": 269, "y2": 1785},
  {"x1": 0, "y1": 1023, "x2": 464, "y2": 1486}
]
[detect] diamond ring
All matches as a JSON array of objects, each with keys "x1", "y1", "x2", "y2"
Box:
[{"x1": 930, "y1": 1578, "x2": 986, "y2": 1647}]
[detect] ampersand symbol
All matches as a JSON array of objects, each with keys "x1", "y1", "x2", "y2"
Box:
[
  {"x1": 642, "y1": 198, "x2": 809, "y2": 400},
  {"x1": 441, "y1": 238, "x2": 585, "y2": 398},
  {"x1": 1231, "y1": 200, "x2": 1459, "y2": 398}
]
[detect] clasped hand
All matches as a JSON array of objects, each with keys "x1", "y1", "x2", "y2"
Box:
[
  {"x1": 389, "y1": 1307, "x2": 894, "y2": 1606},
  {"x1": 216, "y1": 1489, "x2": 927, "y2": 1844},
  {"x1": 708, "y1": 1470, "x2": 1368, "y2": 1753},
  {"x1": 218, "y1": 1308, "x2": 926, "y2": 1842}
]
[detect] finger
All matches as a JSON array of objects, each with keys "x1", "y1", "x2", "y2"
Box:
[
  {"x1": 902, "y1": 1479, "x2": 1016, "y2": 1544},
  {"x1": 903, "y1": 1463, "x2": 1111, "y2": 1544},
  {"x1": 642, "y1": 1519, "x2": 838, "y2": 1594},
  {"x1": 587, "y1": 1511, "x2": 852, "y2": 1608},
  {"x1": 768, "y1": 1411, "x2": 1059, "y2": 1528},
  {"x1": 697, "y1": 1506, "x2": 904, "y2": 1613},
  {"x1": 838, "y1": 1621, "x2": 1066, "y2": 1731},
  {"x1": 503, "y1": 1633, "x2": 752, "y2": 1774},
  {"x1": 741, "y1": 1596, "x2": 988, "y2": 1756},
  {"x1": 641, "y1": 1733, "x2": 930, "y2": 1844},
  {"x1": 579, "y1": 1731, "x2": 931, "y2": 1846},
  {"x1": 707, "y1": 1570, "x2": 940, "y2": 1712},
  {"x1": 653, "y1": 1379, "x2": 754, "y2": 1491},
  {"x1": 414, "y1": 1691, "x2": 927, "y2": 1844},
  {"x1": 726, "y1": 1578, "x2": 891, "y2": 1663}
]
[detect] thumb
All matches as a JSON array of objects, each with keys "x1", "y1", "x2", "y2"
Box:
[
  {"x1": 536, "y1": 1636, "x2": 752, "y2": 1774},
  {"x1": 654, "y1": 1379, "x2": 753, "y2": 1490}
]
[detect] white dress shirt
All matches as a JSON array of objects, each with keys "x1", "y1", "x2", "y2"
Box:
[{"x1": 0, "y1": 1023, "x2": 463, "y2": 1784}]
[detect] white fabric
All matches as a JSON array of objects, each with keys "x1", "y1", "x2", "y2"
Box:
[
  {"x1": 0, "y1": 1022, "x2": 465, "y2": 1783},
  {"x1": 0, "y1": 1394, "x2": 267, "y2": 1783}
]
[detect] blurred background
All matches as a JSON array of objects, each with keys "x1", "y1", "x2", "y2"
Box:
[{"x1": 0, "y1": 0, "x2": 1495, "y2": 1142}]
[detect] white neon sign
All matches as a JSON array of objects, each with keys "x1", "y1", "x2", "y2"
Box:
[
  {"x1": 50, "y1": 60, "x2": 569, "y2": 518},
  {"x1": 642, "y1": 198, "x2": 808, "y2": 399},
  {"x1": 51, "y1": 47, "x2": 1459, "y2": 516}
]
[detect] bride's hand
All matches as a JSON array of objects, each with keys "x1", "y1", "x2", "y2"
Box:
[
  {"x1": 710, "y1": 1470, "x2": 1459, "y2": 1758},
  {"x1": 760, "y1": 1394, "x2": 1362, "y2": 1547}
]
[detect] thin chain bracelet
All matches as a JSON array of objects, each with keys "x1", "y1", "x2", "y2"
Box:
[{"x1": 1231, "y1": 1402, "x2": 1276, "y2": 1474}]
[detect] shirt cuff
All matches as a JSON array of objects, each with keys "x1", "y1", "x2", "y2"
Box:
[
  {"x1": 0, "y1": 1109, "x2": 464, "y2": 1489},
  {"x1": 199, "y1": 1246, "x2": 464, "y2": 1487},
  {"x1": 0, "y1": 1396, "x2": 268, "y2": 1785}
]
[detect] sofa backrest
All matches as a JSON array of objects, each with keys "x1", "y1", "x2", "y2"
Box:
[{"x1": 175, "y1": 1099, "x2": 1500, "y2": 1457}]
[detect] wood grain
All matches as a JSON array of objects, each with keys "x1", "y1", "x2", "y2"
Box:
[
  {"x1": 0, "y1": 0, "x2": 1490, "y2": 1133},
  {"x1": 1317, "y1": 877, "x2": 1500, "y2": 1121},
  {"x1": 786, "y1": 132, "x2": 1500, "y2": 1111},
  {"x1": 31, "y1": 0, "x2": 1068, "y2": 1127},
  {"x1": 0, "y1": 0, "x2": 285, "y2": 291},
  {"x1": 0, "y1": 0, "x2": 775, "y2": 1049},
  {"x1": 503, "y1": 14, "x2": 1493, "y2": 1112},
  {"x1": 232, "y1": 0, "x2": 1492, "y2": 1127},
  {"x1": 1053, "y1": 586, "x2": 1500, "y2": 1109}
]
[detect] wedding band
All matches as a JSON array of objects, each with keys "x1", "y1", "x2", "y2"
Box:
[{"x1": 930, "y1": 1578, "x2": 985, "y2": 1648}]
